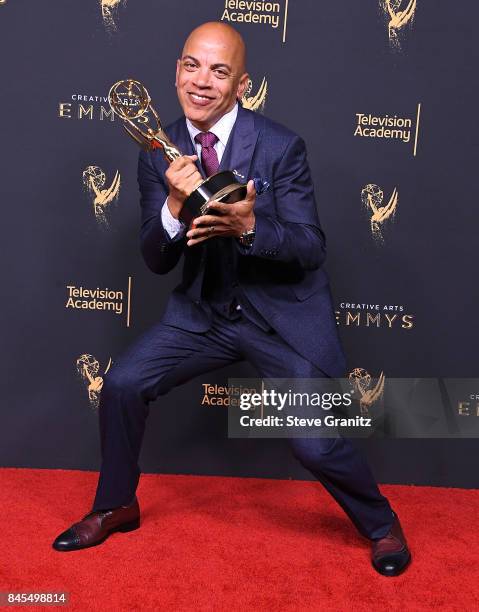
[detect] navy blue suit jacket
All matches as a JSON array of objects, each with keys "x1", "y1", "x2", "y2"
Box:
[{"x1": 137, "y1": 104, "x2": 346, "y2": 377}]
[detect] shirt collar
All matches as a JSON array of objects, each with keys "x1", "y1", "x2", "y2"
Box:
[{"x1": 186, "y1": 102, "x2": 238, "y2": 148}]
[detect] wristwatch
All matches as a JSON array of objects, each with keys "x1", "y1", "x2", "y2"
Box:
[{"x1": 239, "y1": 225, "x2": 256, "y2": 248}]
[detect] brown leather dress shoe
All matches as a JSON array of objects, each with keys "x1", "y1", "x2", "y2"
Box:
[
  {"x1": 371, "y1": 513, "x2": 411, "y2": 576},
  {"x1": 52, "y1": 498, "x2": 140, "y2": 551}
]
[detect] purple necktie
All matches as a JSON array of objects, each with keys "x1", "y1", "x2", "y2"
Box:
[{"x1": 194, "y1": 131, "x2": 219, "y2": 177}]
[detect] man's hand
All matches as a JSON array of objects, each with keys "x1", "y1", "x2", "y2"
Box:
[
  {"x1": 165, "y1": 155, "x2": 204, "y2": 219},
  {"x1": 186, "y1": 180, "x2": 256, "y2": 247}
]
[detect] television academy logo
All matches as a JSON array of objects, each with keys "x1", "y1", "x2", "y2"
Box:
[
  {"x1": 361, "y1": 183, "x2": 398, "y2": 244},
  {"x1": 348, "y1": 368, "x2": 385, "y2": 416},
  {"x1": 76, "y1": 354, "x2": 112, "y2": 410},
  {"x1": 380, "y1": 0, "x2": 417, "y2": 51},
  {"x1": 220, "y1": 0, "x2": 289, "y2": 43},
  {"x1": 82, "y1": 165, "x2": 121, "y2": 228},
  {"x1": 354, "y1": 105, "x2": 421, "y2": 156},
  {"x1": 65, "y1": 279, "x2": 132, "y2": 327},
  {"x1": 241, "y1": 77, "x2": 268, "y2": 111},
  {"x1": 201, "y1": 382, "x2": 259, "y2": 407}
]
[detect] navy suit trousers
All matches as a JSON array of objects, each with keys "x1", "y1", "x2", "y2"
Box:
[{"x1": 93, "y1": 312, "x2": 394, "y2": 540}]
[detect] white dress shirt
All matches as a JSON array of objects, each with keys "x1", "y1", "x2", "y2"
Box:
[{"x1": 161, "y1": 103, "x2": 239, "y2": 238}]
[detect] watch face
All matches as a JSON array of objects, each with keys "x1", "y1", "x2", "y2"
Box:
[{"x1": 241, "y1": 230, "x2": 255, "y2": 247}]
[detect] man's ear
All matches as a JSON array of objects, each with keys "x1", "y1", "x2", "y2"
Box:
[
  {"x1": 175, "y1": 59, "x2": 181, "y2": 87},
  {"x1": 236, "y1": 73, "x2": 250, "y2": 101}
]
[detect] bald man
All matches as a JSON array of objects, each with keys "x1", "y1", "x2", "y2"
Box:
[{"x1": 53, "y1": 22, "x2": 410, "y2": 577}]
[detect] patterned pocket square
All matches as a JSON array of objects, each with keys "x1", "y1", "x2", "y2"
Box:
[{"x1": 253, "y1": 177, "x2": 270, "y2": 195}]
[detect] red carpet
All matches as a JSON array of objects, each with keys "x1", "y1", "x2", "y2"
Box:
[{"x1": 1, "y1": 468, "x2": 478, "y2": 611}]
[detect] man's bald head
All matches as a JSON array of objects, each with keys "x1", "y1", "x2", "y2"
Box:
[
  {"x1": 182, "y1": 22, "x2": 247, "y2": 75},
  {"x1": 175, "y1": 21, "x2": 250, "y2": 130}
]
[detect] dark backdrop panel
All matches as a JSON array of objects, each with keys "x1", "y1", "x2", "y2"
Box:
[{"x1": 1, "y1": 0, "x2": 478, "y2": 487}]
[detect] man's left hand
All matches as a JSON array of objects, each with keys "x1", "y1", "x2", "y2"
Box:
[{"x1": 186, "y1": 180, "x2": 256, "y2": 247}]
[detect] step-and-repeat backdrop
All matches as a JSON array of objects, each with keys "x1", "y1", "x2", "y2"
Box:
[{"x1": 1, "y1": 1, "x2": 478, "y2": 486}]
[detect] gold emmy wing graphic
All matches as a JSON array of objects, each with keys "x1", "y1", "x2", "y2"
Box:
[
  {"x1": 76, "y1": 354, "x2": 112, "y2": 410},
  {"x1": 100, "y1": 0, "x2": 126, "y2": 31},
  {"x1": 241, "y1": 77, "x2": 268, "y2": 112},
  {"x1": 82, "y1": 165, "x2": 121, "y2": 228},
  {"x1": 381, "y1": 0, "x2": 417, "y2": 50},
  {"x1": 361, "y1": 183, "x2": 398, "y2": 244},
  {"x1": 348, "y1": 368, "x2": 385, "y2": 416}
]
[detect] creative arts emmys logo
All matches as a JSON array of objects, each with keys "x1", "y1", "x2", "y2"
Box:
[
  {"x1": 349, "y1": 368, "x2": 385, "y2": 416},
  {"x1": 58, "y1": 75, "x2": 269, "y2": 124},
  {"x1": 336, "y1": 302, "x2": 414, "y2": 330},
  {"x1": 58, "y1": 94, "x2": 115, "y2": 122},
  {"x1": 380, "y1": 0, "x2": 416, "y2": 51},
  {"x1": 458, "y1": 393, "x2": 479, "y2": 417},
  {"x1": 361, "y1": 183, "x2": 398, "y2": 244},
  {"x1": 100, "y1": 0, "x2": 126, "y2": 31},
  {"x1": 241, "y1": 76, "x2": 268, "y2": 112},
  {"x1": 76, "y1": 354, "x2": 112, "y2": 410},
  {"x1": 82, "y1": 165, "x2": 121, "y2": 228}
]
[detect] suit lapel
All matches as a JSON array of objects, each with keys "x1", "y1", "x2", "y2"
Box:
[{"x1": 220, "y1": 105, "x2": 259, "y2": 181}]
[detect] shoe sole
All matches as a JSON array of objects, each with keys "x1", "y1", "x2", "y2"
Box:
[{"x1": 52, "y1": 518, "x2": 140, "y2": 552}]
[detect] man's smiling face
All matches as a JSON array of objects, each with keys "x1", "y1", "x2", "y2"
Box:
[{"x1": 175, "y1": 23, "x2": 249, "y2": 131}]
